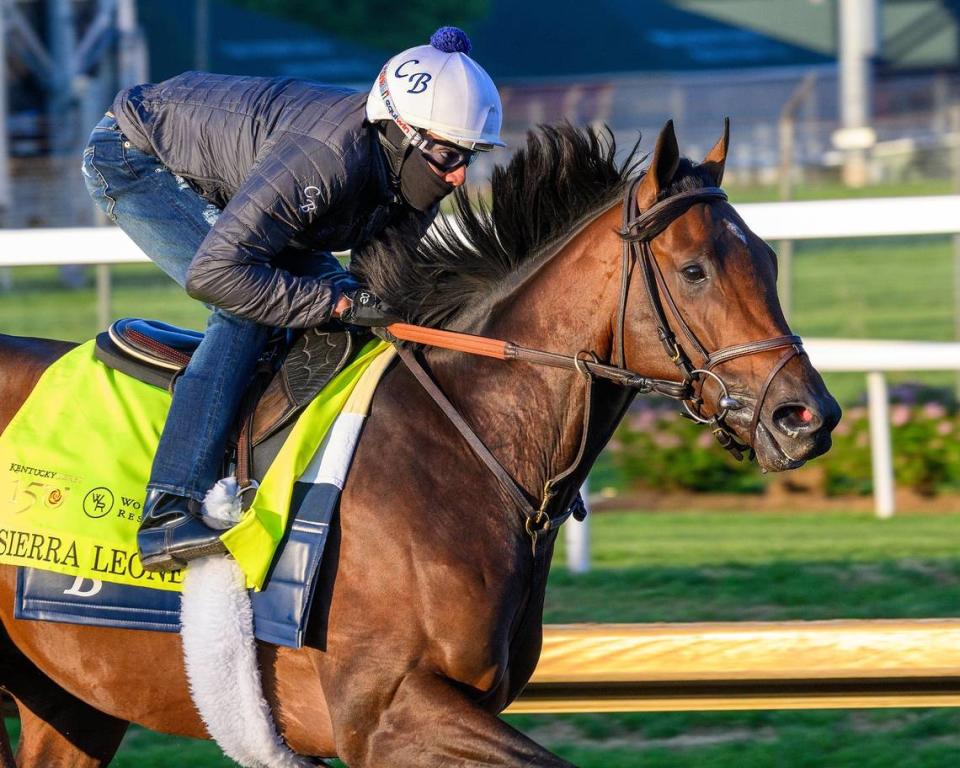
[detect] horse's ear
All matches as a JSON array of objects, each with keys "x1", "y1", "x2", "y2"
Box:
[
  {"x1": 701, "y1": 117, "x2": 730, "y2": 186},
  {"x1": 636, "y1": 120, "x2": 680, "y2": 209}
]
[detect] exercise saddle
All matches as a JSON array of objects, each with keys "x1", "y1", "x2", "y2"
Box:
[{"x1": 94, "y1": 317, "x2": 361, "y2": 488}]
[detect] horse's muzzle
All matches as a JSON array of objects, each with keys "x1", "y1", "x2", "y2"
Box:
[{"x1": 753, "y1": 391, "x2": 842, "y2": 471}]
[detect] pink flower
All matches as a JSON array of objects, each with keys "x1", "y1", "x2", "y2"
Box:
[
  {"x1": 653, "y1": 432, "x2": 682, "y2": 449},
  {"x1": 891, "y1": 405, "x2": 911, "y2": 427},
  {"x1": 937, "y1": 421, "x2": 952, "y2": 436},
  {"x1": 629, "y1": 410, "x2": 656, "y2": 430},
  {"x1": 922, "y1": 402, "x2": 947, "y2": 420}
]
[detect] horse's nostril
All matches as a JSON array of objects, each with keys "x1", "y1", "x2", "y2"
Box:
[{"x1": 772, "y1": 403, "x2": 820, "y2": 437}]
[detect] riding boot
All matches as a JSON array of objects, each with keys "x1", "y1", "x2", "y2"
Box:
[{"x1": 137, "y1": 491, "x2": 226, "y2": 572}]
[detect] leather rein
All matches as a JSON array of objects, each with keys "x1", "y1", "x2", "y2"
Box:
[{"x1": 388, "y1": 179, "x2": 804, "y2": 550}]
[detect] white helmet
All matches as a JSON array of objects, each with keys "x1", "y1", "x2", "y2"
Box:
[{"x1": 366, "y1": 27, "x2": 504, "y2": 151}]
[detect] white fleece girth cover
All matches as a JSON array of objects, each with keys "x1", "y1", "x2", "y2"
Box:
[
  {"x1": 180, "y1": 345, "x2": 396, "y2": 766},
  {"x1": 181, "y1": 557, "x2": 316, "y2": 768}
]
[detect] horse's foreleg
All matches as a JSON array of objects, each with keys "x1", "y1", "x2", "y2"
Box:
[
  {"x1": 0, "y1": 603, "x2": 128, "y2": 767},
  {"x1": 331, "y1": 671, "x2": 575, "y2": 768},
  {"x1": 13, "y1": 699, "x2": 128, "y2": 768},
  {"x1": 0, "y1": 709, "x2": 14, "y2": 768}
]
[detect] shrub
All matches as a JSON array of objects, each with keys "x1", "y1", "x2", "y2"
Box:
[
  {"x1": 610, "y1": 401, "x2": 764, "y2": 494},
  {"x1": 608, "y1": 384, "x2": 960, "y2": 497}
]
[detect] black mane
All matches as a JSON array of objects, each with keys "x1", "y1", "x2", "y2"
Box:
[{"x1": 351, "y1": 124, "x2": 712, "y2": 328}]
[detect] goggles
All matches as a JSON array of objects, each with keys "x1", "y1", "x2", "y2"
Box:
[{"x1": 419, "y1": 138, "x2": 477, "y2": 172}]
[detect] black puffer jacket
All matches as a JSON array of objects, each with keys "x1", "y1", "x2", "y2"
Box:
[{"x1": 112, "y1": 71, "x2": 418, "y2": 328}]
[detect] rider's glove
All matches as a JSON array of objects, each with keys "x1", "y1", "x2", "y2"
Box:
[{"x1": 337, "y1": 287, "x2": 401, "y2": 327}]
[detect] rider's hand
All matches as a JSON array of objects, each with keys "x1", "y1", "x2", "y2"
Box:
[{"x1": 336, "y1": 287, "x2": 401, "y2": 327}]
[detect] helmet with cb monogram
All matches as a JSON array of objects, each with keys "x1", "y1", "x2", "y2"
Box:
[{"x1": 366, "y1": 26, "x2": 504, "y2": 153}]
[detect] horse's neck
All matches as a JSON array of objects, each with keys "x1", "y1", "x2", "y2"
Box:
[{"x1": 428, "y1": 212, "x2": 626, "y2": 506}]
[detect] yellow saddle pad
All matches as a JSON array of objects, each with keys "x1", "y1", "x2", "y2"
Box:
[{"x1": 0, "y1": 338, "x2": 394, "y2": 591}]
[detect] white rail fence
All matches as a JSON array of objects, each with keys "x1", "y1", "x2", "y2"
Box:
[
  {"x1": 563, "y1": 337, "x2": 960, "y2": 572},
  {"x1": 2, "y1": 196, "x2": 960, "y2": 572},
  {"x1": 2, "y1": 195, "x2": 959, "y2": 264}
]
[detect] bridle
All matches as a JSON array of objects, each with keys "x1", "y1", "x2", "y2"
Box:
[
  {"x1": 616, "y1": 177, "x2": 804, "y2": 460},
  {"x1": 391, "y1": 177, "x2": 805, "y2": 550}
]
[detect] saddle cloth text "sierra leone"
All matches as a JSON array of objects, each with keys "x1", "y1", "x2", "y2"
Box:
[{"x1": 0, "y1": 339, "x2": 394, "y2": 591}]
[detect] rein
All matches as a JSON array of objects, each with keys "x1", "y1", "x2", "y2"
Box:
[{"x1": 385, "y1": 180, "x2": 805, "y2": 549}]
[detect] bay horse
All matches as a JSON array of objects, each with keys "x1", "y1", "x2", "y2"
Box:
[{"x1": 0, "y1": 121, "x2": 839, "y2": 767}]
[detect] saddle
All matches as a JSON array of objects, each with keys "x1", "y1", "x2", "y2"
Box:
[{"x1": 95, "y1": 318, "x2": 360, "y2": 487}]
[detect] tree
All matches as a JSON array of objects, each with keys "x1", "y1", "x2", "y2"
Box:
[{"x1": 225, "y1": 0, "x2": 490, "y2": 53}]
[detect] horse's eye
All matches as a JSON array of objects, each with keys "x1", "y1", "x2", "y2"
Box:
[{"x1": 681, "y1": 264, "x2": 706, "y2": 283}]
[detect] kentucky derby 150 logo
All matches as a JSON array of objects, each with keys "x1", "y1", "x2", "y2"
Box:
[{"x1": 6, "y1": 478, "x2": 71, "y2": 515}]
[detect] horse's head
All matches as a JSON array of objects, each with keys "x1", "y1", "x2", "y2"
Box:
[{"x1": 620, "y1": 120, "x2": 840, "y2": 471}]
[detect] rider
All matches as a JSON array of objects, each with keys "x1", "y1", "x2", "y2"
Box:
[{"x1": 82, "y1": 26, "x2": 504, "y2": 572}]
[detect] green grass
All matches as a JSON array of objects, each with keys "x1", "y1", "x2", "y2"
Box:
[
  {"x1": 545, "y1": 510, "x2": 960, "y2": 624},
  {"x1": 505, "y1": 709, "x2": 960, "y2": 768},
  {"x1": 789, "y1": 235, "x2": 958, "y2": 403},
  {"x1": 106, "y1": 729, "x2": 235, "y2": 768},
  {"x1": 555, "y1": 510, "x2": 960, "y2": 568},
  {"x1": 0, "y1": 264, "x2": 208, "y2": 341},
  {"x1": 792, "y1": 236, "x2": 954, "y2": 342},
  {"x1": 726, "y1": 177, "x2": 953, "y2": 203}
]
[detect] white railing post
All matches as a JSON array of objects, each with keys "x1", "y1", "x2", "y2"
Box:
[
  {"x1": 866, "y1": 371, "x2": 895, "y2": 519},
  {"x1": 565, "y1": 481, "x2": 590, "y2": 573},
  {"x1": 96, "y1": 263, "x2": 111, "y2": 330}
]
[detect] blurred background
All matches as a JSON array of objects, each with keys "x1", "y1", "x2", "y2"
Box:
[{"x1": 5, "y1": 1, "x2": 960, "y2": 766}]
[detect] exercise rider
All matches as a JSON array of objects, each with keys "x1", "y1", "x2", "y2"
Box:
[{"x1": 81, "y1": 27, "x2": 503, "y2": 572}]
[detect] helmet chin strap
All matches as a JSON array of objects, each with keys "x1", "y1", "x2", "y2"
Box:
[
  {"x1": 376, "y1": 121, "x2": 453, "y2": 212},
  {"x1": 376, "y1": 122, "x2": 412, "y2": 182}
]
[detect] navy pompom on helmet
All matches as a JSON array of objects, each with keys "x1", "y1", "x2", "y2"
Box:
[{"x1": 430, "y1": 26, "x2": 472, "y2": 54}]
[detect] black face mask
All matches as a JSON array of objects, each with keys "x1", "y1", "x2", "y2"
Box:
[
  {"x1": 377, "y1": 122, "x2": 455, "y2": 212},
  {"x1": 399, "y1": 148, "x2": 455, "y2": 212}
]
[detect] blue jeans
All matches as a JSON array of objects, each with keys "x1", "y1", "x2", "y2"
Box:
[{"x1": 82, "y1": 114, "x2": 271, "y2": 501}]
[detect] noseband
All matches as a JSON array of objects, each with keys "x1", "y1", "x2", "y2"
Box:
[{"x1": 616, "y1": 178, "x2": 804, "y2": 460}]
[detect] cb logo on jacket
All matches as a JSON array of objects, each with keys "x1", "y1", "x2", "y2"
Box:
[{"x1": 300, "y1": 185, "x2": 321, "y2": 214}]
